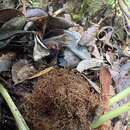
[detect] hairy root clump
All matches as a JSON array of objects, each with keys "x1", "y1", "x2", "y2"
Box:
[{"x1": 22, "y1": 69, "x2": 101, "y2": 130}]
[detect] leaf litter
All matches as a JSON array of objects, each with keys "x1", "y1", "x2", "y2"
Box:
[{"x1": 0, "y1": 0, "x2": 130, "y2": 130}]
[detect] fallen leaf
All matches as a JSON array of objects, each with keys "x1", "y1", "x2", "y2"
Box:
[
  {"x1": 91, "y1": 42, "x2": 101, "y2": 59},
  {"x1": 79, "y1": 24, "x2": 99, "y2": 46},
  {"x1": 58, "y1": 49, "x2": 80, "y2": 68},
  {"x1": 44, "y1": 30, "x2": 91, "y2": 60},
  {"x1": 47, "y1": 16, "x2": 74, "y2": 30},
  {"x1": 33, "y1": 35, "x2": 50, "y2": 61},
  {"x1": 26, "y1": 7, "x2": 48, "y2": 18},
  {"x1": 0, "y1": 30, "x2": 34, "y2": 49},
  {"x1": 100, "y1": 66, "x2": 112, "y2": 129},
  {"x1": 0, "y1": 9, "x2": 23, "y2": 27},
  {"x1": 29, "y1": 67, "x2": 54, "y2": 79},
  {"x1": 100, "y1": 66, "x2": 112, "y2": 112},
  {"x1": 44, "y1": 30, "x2": 81, "y2": 47},
  {"x1": 79, "y1": 19, "x2": 103, "y2": 46},
  {"x1": 0, "y1": 16, "x2": 27, "y2": 33},
  {"x1": 12, "y1": 60, "x2": 35, "y2": 84},
  {"x1": 0, "y1": 52, "x2": 16, "y2": 72},
  {"x1": 105, "y1": 51, "x2": 116, "y2": 65},
  {"x1": 67, "y1": 44, "x2": 91, "y2": 60},
  {"x1": 123, "y1": 46, "x2": 130, "y2": 57},
  {"x1": 77, "y1": 58, "x2": 103, "y2": 72},
  {"x1": 98, "y1": 26, "x2": 114, "y2": 47}
]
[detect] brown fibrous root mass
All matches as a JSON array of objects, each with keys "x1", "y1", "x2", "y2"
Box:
[{"x1": 22, "y1": 68, "x2": 101, "y2": 130}]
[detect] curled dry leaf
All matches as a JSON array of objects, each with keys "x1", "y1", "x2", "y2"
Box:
[
  {"x1": 29, "y1": 67, "x2": 54, "y2": 79},
  {"x1": 45, "y1": 30, "x2": 91, "y2": 60},
  {"x1": 123, "y1": 46, "x2": 130, "y2": 57},
  {"x1": 26, "y1": 7, "x2": 48, "y2": 18},
  {"x1": 98, "y1": 26, "x2": 114, "y2": 47},
  {"x1": 47, "y1": 16, "x2": 74, "y2": 30},
  {"x1": 33, "y1": 35, "x2": 50, "y2": 61},
  {"x1": 67, "y1": 45, "x2": 91, "y2": 60},
  {"x1": 90, "y1": 41, "x2": 101, "y2": 59},
  {"x1": 100, "y1": 66, "x2": 112, "y2": 129},
  {"x1": 105, "y1": 51, "x2": 117, "y2": 65},
  {"x1": 44, "y1": 30, "x2": 81, "y2": 46},
  {"x1": 0, "y1": 52, "x2": 16, "y2": 72},
  {"x1": 58, "y1": 48, "x2": 80, "y2": 68},
  {"x1": 79, "y1": 21, "x2": 102, "y2": 46},
  {"x1": 0, "y1": 9, "x2": 23, "y2": 27},
  {"x1": 25, "y1": 7, "x2": 48, "y2": 38},
  {"x1": 65, "y1": 30, "x2": 91, "y2": 60},
  {"x1": 44, "y1": 30, "x2": 91, "y2": 61},
  {"x1": 0, "y1": 31, "x2": 34, "y2": 49},
  {"x1": 77, "y1": 58, "x2": 103, "y2": 72},
  {"x1": 100, "y1": 66, "x2": 112, "y2": 112},
  {"x1": 0, "y1": 16, "x2": 27, "y2": 32},
  {"x1": 11, "y1": 60, "x2": 35, "y2": 84}
]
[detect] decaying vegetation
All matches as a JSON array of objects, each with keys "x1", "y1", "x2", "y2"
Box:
[{"x1": 0, "y1": 0, "x2": 130, "y2": 130}]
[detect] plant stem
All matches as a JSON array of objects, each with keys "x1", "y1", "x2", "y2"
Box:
[
  {"x1": 0, "y1": 83, "x2": 30, "y2": 130},
  {"x1": 109, "y1": 87, "x2": 130, "y2": 106},
  {"x1": 91, "y1": 102, "x2": 130, "y2": 128},
  {"x1": 92, "y1": 87, "x2": 130, "y2": 128}
]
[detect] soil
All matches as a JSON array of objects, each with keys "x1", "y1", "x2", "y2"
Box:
[{"x1": 22, "y1": 68, "x2": 102, "y2": 130}]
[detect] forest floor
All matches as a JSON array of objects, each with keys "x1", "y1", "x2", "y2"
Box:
[{"x1": 0, "y1": 0, "x2": 130, "y2": 130}]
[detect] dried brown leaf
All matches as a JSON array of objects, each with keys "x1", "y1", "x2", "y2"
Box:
[
  {"x1": 12, "y1": 60, "x2": 35, "y2": 84},
  {"x1": 0, "y1": 9, "x2": 23, "y2": 27},
  {"x1": 100, "y1": 67, "x2": 112, "y2": 129},
  {"x1": 29, "y1": 67, "x2": 54, "y2": 79},
  {"x1": 100, "y1": 66, "x2": 112, "y2": 112}
]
